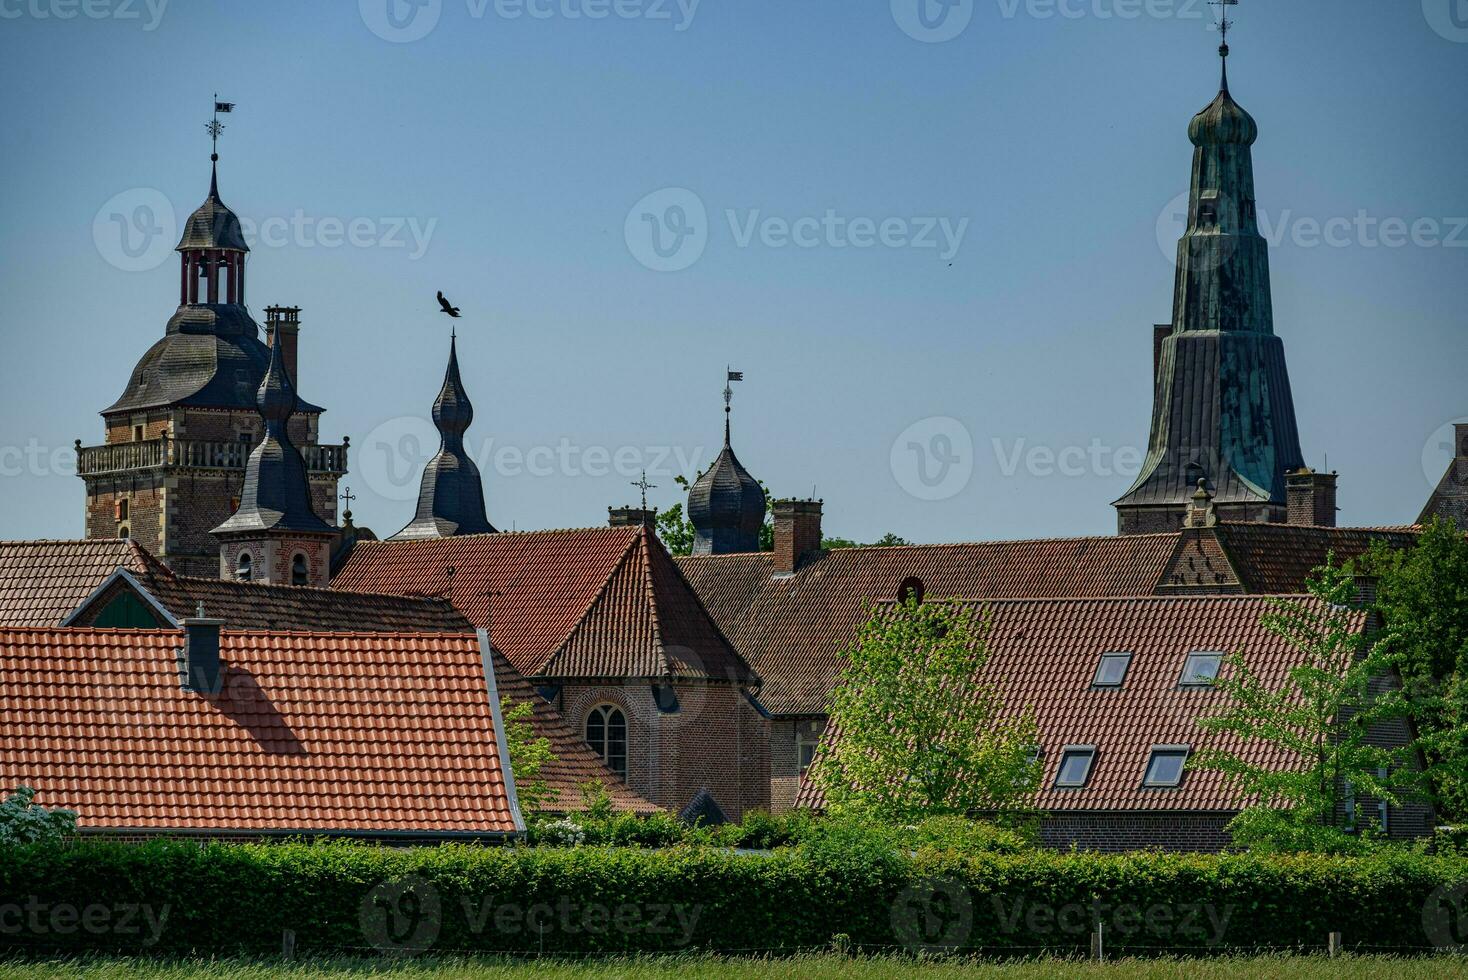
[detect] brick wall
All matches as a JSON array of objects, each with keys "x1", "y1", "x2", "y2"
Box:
[{"x1": 770, "y1": 715, "x2": 826, "y2": 813}]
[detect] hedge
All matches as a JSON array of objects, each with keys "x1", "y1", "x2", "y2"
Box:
[{"x1": 2, "y1": 840, "x2": 1467, "y2": 958}]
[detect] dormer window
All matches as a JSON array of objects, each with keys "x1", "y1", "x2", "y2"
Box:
[
  {"x1": 897, "y1": 576, "x2": 925, "y2": 605},
  {"x1": 1143, "y1": 746, "x2": 1190, "y2": 788},
  {"x1": 1092, "y1": 652, "x2": 1132, "y2": 689},
  {"x1": 1054, "y1": 746, "x2": 1096, "y2": 789},
  {"x1": 1179, "y1": 651, "x2": 1224, "y2": 687}
]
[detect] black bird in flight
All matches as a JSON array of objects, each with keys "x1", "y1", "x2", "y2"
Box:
[{"x1": 437, "y1": 291, "x2": 461, "y2": 318}]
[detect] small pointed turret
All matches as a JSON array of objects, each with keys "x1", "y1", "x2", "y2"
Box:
[
  {"x1": 688, "y1": 374, "x2": 765, "y2": 555},
  {"x1": 392, "y1": 336, "x2": 497, "y2": 541}
]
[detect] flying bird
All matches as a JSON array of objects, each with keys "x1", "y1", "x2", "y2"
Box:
[{"x1": 436, "y1": 291, "x2": 461, "y2": 318}]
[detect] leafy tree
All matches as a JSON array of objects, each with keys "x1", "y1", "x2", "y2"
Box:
[
  {"x1": 815, "y1": 597, "x2": 1040, "y2": 821},
  {"x1": 1193, "y1": 559, "x2": 1421, "y2": 851},
  {"x1": 500, "y1": 698, "x2": 558, "y2": 815},
  {"x1": 655, "y1": 502, "x2": 697, "y2": 557},
  {"x1": 0, "y1": 786, "x2": 76, "y2": 845},
  {"x1": 1357, "y1": 517, "x2": 1468, "y2": 816}
]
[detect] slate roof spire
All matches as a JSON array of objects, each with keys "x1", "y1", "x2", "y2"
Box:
[
  {"x1": 391, "y1": 335, "x2": 497, "y2": 541},
  {"x1": 688, "y1": 371, "x2": 766, "y2": 555},
  {"x1": 1114, "y1": 32, "x2": 1306, "y2": 533}
]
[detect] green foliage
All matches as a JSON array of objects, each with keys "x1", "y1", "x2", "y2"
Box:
[
  {"x1": 4, "y1": 839, "x2": 1467, "y2": 956},
  {"x1": 817, "y1": 598, "x2": 1040, "y2": 821},
  {"x1": 1193, "y1": 558, "x2": 1421, "y2": 848},
  {"x1": 825, "y1": 533, "x2": 912, "y2": 550},
  {"x1": 907, "y1": 814, "x2": 1037, "y2": 855},
  {"x1": 1357, "y1": 517, "x2": 1468, "y2": 818},
  {"x1": 499, "y1": 698, "x2": 558, "y2": 815},
  {"x1": 655, "y1": 502, "x2": 696, "y2": 557},
  {"x1": 0, "y1": 786, "x2": 76, "y2": 846}
]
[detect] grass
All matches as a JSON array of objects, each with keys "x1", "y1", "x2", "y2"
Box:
[{"x1": 2, "y1": 954, "x2": 1467, "y2": 979}]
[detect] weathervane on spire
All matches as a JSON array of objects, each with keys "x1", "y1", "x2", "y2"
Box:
[
  {"x1": 206, "y1": 95, "x2": 234, "y2": 162},
  {"x1": 632, "y1": 471, "x2": 657, "y2": 511},
  {"x1": 1210, "y1": 0, "x2": 1238, "y2": 89},
  {"x1": 723, "y1": 366, "x2": 744, "y2": 443}
]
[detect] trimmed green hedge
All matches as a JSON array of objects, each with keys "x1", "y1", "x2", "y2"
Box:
[{"x1": 2, "y1": 840, "x2": 1466, "y2": 957}]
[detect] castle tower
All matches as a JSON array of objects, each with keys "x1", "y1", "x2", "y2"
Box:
[
  {"x1": 688, "y1": 371, "x2": 766, "y2": 555},
  {"x1": 391, "y1": 335, "x2": 496, "y2": 540},
  {"x1": 212, "y1": 334, "x2": 336, "y2": 586},
  {"x1": 1113, "y1": 35, "x2": 1306, "y2": 534},
  {"x1": 77, "y1": 135, "x2": 346, "y2": 575}
]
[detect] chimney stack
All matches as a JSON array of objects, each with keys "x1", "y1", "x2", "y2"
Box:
[
  {"x1": 772, "y1": 499, "x2": 823, "y2": 575},
  {"x1": 608, "y1": 505, "x2": 657, "y2": 530},
  {"x1": 264, "y1": 306, "x2": 301, "y2": 389},
  {"x1": 1287, "y1": 468, "x2": 1338, "y2": 527},
  {"x1": 179, "y1": 602, "x2": 223, "y2": 694},
  {"x1": 1185, "y1": 479, "x2": 1217, "y2": 529}
]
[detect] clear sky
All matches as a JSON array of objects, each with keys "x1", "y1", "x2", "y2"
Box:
[{"x1": 1, "y1": 0, "x2": 1464, "y2": 545}]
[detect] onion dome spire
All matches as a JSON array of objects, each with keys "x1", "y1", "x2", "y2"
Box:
[
  {"x1": 391, "y1": 335, "x2": 497, "y2": 541},
  {"x1": 688, "y1": 369, "x2": 765, "y2": 555}
]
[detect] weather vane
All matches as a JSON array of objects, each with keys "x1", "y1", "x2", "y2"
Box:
[
  {"x1": 207, "y1": 94, "x2": 234, "y2": 160},
  {"x1": 632, "y1": 472, "x2": 657, "y2": 511},
  {"x1": 1210, "y1": 0, "x2": 1237, "y2": 52}
]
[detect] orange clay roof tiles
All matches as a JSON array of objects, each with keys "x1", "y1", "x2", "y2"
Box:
[
  {"x1": 1, "y1": 628, "x2": 522, "y2": 835},
  {"x1": 0, "y1": 539, "x2": 152, "y2": 628}
]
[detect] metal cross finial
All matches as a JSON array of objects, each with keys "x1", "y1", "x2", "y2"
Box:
[
  {"x1": 339, "y1": 486, "x2": 356, "y2": 509},
  {"x1": 632, "y1": 471, "x2": 657, "y2": 511}
]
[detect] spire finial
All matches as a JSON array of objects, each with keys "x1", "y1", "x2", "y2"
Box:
[
  {"x1": 206, "y1": 96, "x2": 234, "y2": 194},
  {"x1": 1210, "y1": 0, "x2": 1238, "y2": 92},
  {"x1": 632, "y1": 471, "x2": 656, "y2": 511},
  {"x1": 723, "y1": 367, "x2": 743, "y2": 446}
]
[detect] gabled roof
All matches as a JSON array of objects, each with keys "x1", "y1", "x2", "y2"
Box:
[
  {"x1": 799, "y1": 594, "x2": 1369, "y2": 814},
  {"x1": 0, "y1": 628, "x2": 522, "y2": 837},
  {"x1": 0, "y1": 539, "x2": 152, "y2": 628},
  {"x1": 676, "y1": 533, "x2": 1182, "y2": 715},
  {"x1": 334, "y1": 526, "x2": 752, "y2": 684},
  {"x1": 1213, "y1": 523, "x2": 1420, "y2": 595}
]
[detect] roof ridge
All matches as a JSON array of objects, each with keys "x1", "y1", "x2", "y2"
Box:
[
  {"x1": 635, "y1": 530, "x2": 668, "y2": 668},
  {"x1": 178, "y1": 572, "x2": 456, "y2": 606},
  {"x1": 642, "y1": 528, "x2": 755, "y2": 682},
  {"x1": 675, "y1": 531, "x2": 1183, "y2": 559},
  {"x1": 898, "y1": 592, "x2": 1316, "y2": 607},
  {"x1": 539, "y1": 529, "x2": 647, "y2": 676}
]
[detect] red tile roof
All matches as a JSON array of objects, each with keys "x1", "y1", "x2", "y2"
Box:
[
  {"x1": 798, "y1": 594, "x2": 1368, "y2": 813},
  {"x1": 676, "y1": 534, "x2": 1182, "y2": 715},
  {"x1": 0, "y1": 540, "x2": 152, "y2": 628},
  {"x1": 1213, "y1": 523, "x2": 1420, "y2": 594},
  {"x1": 334, "y1": 527, "x2": 752, "y2": 683},
  {"x1": 0, "y1": 628, "x2": 523, "y2": 836}
]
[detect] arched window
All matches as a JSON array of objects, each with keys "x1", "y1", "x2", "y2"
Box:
[
  {"x1": 897, "y1": 576, "x2": 925, "y2": 605},
  {"x1": 117, "y1": 525, "x2": 129, "y2": 540},
  {"x1": 585, "y1": 704, "x2": 628, "y2": 779},
  {"x1": 235, "y1": 552, "x2": 253, "y2": 582},
  {"x1": 291, "y1": 553, "x2": 309, "y2": 587}
]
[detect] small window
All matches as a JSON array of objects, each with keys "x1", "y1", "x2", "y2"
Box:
[
  {"x1": 291, "y1": 553, "x2": 309, "y2": 587},
  {"x1": 1054, "y1": 746, "x2": 1096, "y2": 789},
  {"x1": 117, "y1": 525, "x2": 129, "y2": 540},
  {"x1": 235, "y1": 552, "x2": 253, "y2": 582},
  {"x1": 132, "y1": 425, "x2": 144, "y2": 442},
  {"x1": 1377, "y1": 767, "x2": 1390, "y2": 833},
  {"x1": 1180, "y1": 652, "x2": 1224, "y2": 687},
  {"x1": 897, "y1": 576, "x2": 925, "y2": 605},
  {"x1": 115, "y1": 498, "x2": 130, "y2": 522},
  {"x1": 586, "y1": 705, "x2": 628, "y2": 779},
  {"x1": 1092, "y1": 652, "x2": 1132, "y2": 689},
  {"x1": 796, "y1": 727, "x2": 821, "y2": 775},
  {"x1": 1143, "y1": 746, "x2": 1190, "y2": 788}
]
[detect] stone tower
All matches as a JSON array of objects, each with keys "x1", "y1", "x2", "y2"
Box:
[
  {"x1": 1114, "y1": 40, "x2": 1306, "y2": 534},
  {"x1": 391, "y1": 335, "x2": 496, "y2": 540},
  {"x1": 77, "y1": 155, "x2": 345, "y2": 576}
]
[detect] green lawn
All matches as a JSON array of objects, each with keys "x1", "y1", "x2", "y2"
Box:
[{"x1": 2, "y1": 955, "x2": 1466, "y2": 980}]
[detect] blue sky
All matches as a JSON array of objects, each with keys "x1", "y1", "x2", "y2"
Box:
[{"x1": 1, "y1": 0, "x2": 1464, "y2": 544}]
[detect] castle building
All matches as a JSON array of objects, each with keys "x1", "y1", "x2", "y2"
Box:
[
  {"x1": 76, "y1": 155, "x2": 345, "y2": 577},
  {"x1": 1113, "y1": 42, "x2": 1311, "y2": 534}
]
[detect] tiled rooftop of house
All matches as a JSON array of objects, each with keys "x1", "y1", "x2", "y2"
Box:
[{"x1": 0, "y1": 539, "x2": 151, "y2": 628}]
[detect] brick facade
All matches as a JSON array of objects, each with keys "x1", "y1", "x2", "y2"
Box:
[{"x1": 770, "y1": 715, "x2": 825, "y2": 813}]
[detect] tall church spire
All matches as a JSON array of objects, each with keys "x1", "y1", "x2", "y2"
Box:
[
  {"x1": 1114, "y1": 24, "x2": 1308, "y2": 533},
  {"x1": 391, "y1": 336, "x2": 497, "y2": 541}
]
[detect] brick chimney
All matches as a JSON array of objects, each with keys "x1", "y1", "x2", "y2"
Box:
[
  {"x1": 608, "y1": 506, "x2": 657, "y2": 529},
  {"x1": 179, "y1": 603, "x2": 223, "y2": 695},
  {"x1": 772, "y1": 499, "x2": 822, "y2": 575},
  {"x1": 1287, "y1": 468, "x2": 1338, "y2": 527},
  {"x1": 264, "y1": 306, "x2": 301, "y2": 388}
]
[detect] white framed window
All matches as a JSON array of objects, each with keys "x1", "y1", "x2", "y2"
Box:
[
  {"x1": 1179, "y1": 651, "x2": 1224, "y2": 687},
  {"x1": 1092, "y1": 652, "x2": 1133, "y2": 688},
  {"x1": 586, "y1": 704, "x2": 628, "y2": 779},
  {"x1": 1054, "y1": 745, "x2": 1096, "y2": 789},
  {"x1": 796, "y1": 727, "x2": 820, "y2": 775},
  {"x1": 1143, "y1": 746, "x2": 1190, "y2": 788}
]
